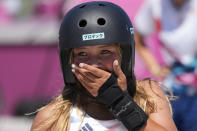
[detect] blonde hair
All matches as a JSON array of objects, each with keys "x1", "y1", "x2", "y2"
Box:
[{"x1": 32, "y1": 44, "x2": 173, "y2": 130}]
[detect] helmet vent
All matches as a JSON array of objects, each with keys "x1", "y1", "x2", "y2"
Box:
[
  {"x1": 97, "y1": 18, "x2": 106, "y2": 25},
  {"x1": 80, "y1": 5, "x2": 86, "y2": 8},
  {"x1": 98, "y1": 3, "x2": 105, "y2": 6},
  {"x1": 79, "y1": 19, "x2": 87, "y2": 27}
]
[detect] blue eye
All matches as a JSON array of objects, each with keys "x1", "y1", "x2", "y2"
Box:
[{"x1": 78, "y1": 52, "x2": 87, "y2": 56}]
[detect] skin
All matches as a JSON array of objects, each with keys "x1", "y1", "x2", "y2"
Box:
[
  {"x1": 31, "y1": 44, "x2": 177, "y2": 131},
  {"x1": 135, "y1": 32, "x2": 171, "y2": 79}
]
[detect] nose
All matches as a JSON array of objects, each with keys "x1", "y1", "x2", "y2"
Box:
[{"x1": 88, "y1": 58, "x2": 101, "y2": 68}]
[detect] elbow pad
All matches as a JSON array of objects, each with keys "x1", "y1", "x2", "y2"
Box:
[{"x1": 96, "y1": 73, "x2": 148, "y2": 131}]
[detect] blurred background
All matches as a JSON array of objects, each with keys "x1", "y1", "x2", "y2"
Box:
[
  {"x1": 0, "y1": 0, "x2": 64, "y2": 130},
  {"x1": 1, "y1": 0, "x2": 196, "y2": 131}
]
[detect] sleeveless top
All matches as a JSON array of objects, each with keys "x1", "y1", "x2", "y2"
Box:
[{"x1": 69, "y1": 106, "x2": 127, "y2": 131}]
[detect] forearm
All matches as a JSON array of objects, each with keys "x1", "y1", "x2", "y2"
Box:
[
  {"x1": 141, "y1": 118, "x2": 171, "y2": 131},
  {"x1": 135, "y1": 31, "x2": 161, "y2": 75},
  {"x1": 97, "y1": 73, "x2": 148, "y2": 131},
  {"x1": 139, "y1": 46, "x2": 160, "y2": 75}
]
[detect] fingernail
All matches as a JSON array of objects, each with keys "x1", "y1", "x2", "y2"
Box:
[
  {"x1": 114, "y1": 60, "x2": 118, "y2": 66},
  {"x1": 71, "y1": 69, "x2": 75, "y2": 73},
  {"x1": 71, "y1": 64, "x2": 75, "y2": 68},
  {"x1": 79, "y1": 63, "x2": 84, "y2": 68}
]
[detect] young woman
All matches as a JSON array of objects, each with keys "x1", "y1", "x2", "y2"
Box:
[{"x1": 31, "y1": 1, "x2": 177, "y2": 131}]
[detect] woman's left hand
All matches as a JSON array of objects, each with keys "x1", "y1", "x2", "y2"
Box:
[{"x1": 72, "y1": 60, "x2": 127, "y2": 97}]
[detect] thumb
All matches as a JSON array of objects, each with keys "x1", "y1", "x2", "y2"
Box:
[{"x1": 113, "y1": 60, "x2": 122, "y2": 77}]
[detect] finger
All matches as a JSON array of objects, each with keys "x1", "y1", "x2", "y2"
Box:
[
  {"x1": 76, "y1": 70, "x2": 102, "y2": 91},
  {"x1": 72, "y1": 69, "x2": 99, "y2": 96},
  {"x1": 72, "y1": 64, "x2": 108, "y2": 89},
  {"x1": 113, "y1": 60, "x2": 124, "y2": 77},
  {"x1": 73, "y1": 66, "x2": 95, "y2": 83},
  {"x1": 72, "y1": 69, "x2": 94, "y2": 89},
  {"x1": 79, "y1": 63, "x2": 107, "y2": 77},
  {"x1": 74, "y1": 65, "x2": 99, "y2": 82}
]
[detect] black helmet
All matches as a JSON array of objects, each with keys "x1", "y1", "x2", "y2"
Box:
[{"x1": 59, "y1": 1, "x2": 135, "y2": 96}]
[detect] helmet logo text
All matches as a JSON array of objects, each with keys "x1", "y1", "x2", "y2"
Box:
[
  {"x1": 82, "y1": 32, "x2": 105, "y2": 41},
  {"x1": 130, "y1": 28, "x2": 134, "y2": 35}
]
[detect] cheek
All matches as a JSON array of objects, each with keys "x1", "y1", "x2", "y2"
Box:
[
  {"x1": 100, "y1": 55, "x2": 118, "y2": 71},
  {"x1": 73, "y1": 57, "x2": 88, "y2": 66},
  {"x1": 73, "y1": 59, "x2": 80, "y2": 66}
]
